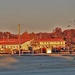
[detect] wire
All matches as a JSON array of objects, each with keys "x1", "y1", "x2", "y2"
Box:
[
  {"x1": 0, "y1": 25, "x2": 17, "y2": 31},
  {"x1": 21, "y1": 24, "x2": 50, "y2": 30},
  {"x1": 0, "y1": 24, "x2": 50, "y2": 33}
]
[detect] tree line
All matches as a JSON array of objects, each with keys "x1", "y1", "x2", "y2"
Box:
[{"x1": 0, "y1": 27, "x2": 75, "y2": 47}]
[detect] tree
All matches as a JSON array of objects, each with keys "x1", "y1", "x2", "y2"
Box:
[
  {"x1": 63, "y1": 29, "x2": 75, "y2": 46},
  {"x1": 29, "y1": 32, "x2": 37, "y2": 39},
  {"x1": 30, "y1": 39, "x2": 40, "y2": 47},
  {"x1": 52, "y1": 27, "x2": 63, "y2": 38},
  {"x1": 21, "y1": 31, "x2": 30, "y2": 39}
]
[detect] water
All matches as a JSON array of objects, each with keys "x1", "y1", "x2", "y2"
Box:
[{"x1": 0, "y1": 54, "x2": 75, "y2": 75}]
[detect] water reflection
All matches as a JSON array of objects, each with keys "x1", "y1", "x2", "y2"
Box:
[
  {"x1": 0, "y1": 55, "x2": 75, "y2": 75},
  {"x1": 0, "y1": 55, "x2": 18, "y2": 69}
]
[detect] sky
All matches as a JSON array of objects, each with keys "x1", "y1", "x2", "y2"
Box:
[{"x1": 0, "y1": 0, "x2": 75, "y2": 34}]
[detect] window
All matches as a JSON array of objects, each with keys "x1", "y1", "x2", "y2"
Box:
[
  {"x1": 10, "y1": 46, "x2": 12, "y2": 48},
  {"x1": 16, "y1": 46, "x2": 18, "y2": 48},
  {"x1": 7, "y1": 46, "x2": 9, "y2": 48},
  {"x1": 13, "y1": 46, "x2": 15, "y2": 48}
]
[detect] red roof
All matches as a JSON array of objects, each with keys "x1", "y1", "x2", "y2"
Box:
[
  {"x1": 0, "y1": 38, "x2": 31, "y2": 45},
  {"x1": 37, "y1": 38, "x2": 65, "y2": 42}
]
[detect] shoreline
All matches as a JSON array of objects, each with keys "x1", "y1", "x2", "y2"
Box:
[{"x1": 0, "y1": 53, "x2": 75, "y2": 60}]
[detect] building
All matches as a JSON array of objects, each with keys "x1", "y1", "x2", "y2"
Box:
[
  {"x1": 37, "y1": 38, "x2": 66, "y2": 53},
  {"x1": 37, "y1": 38, "x2": 65, "y2": 48},
  {"x1": 0, "y1": 38, "x2": 31, "y2": 54},
  {"x1": 0, "y1": 38, "x2": 66, "y2": 54}
]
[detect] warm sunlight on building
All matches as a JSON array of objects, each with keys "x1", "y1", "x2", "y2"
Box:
[
  {"x1": 37, "y1": 38, "x2": 66, "y2": 53},
  {"x1": 0, "y1": 38, "x2": 65, "y2": 54},
  {"x1": 0, "y1": 39, "x2": 31, "y2": 54}
]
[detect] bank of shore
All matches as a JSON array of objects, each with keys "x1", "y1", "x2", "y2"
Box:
[{"x1": 0, "y1": 53, "x2": 75, "y2": 59}]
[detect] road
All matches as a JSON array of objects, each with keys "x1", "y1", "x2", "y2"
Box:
[{"x1": 0, "y1": 54, "x2": 75, "y2": 75}]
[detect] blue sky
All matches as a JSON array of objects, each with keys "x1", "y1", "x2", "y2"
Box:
[{"x1": 0, "y1": 0, "x2": 75, "y2": 33}]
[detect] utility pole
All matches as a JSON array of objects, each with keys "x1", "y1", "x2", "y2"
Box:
[
  {"x1": 7, "y1": 33, "x2": 9, "y2": 42},
  {"x1": 18, "y1": 24, "x2": 21, "y2": 56}
]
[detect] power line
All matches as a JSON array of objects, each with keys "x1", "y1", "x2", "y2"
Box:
[
  {"x1": 0, "y1": 24, "x2": 51, "y2": 33},
  {"x1": 0, "y1": 25, "x2": 17, "y2": 31},
  {"x1": 0, "y1": 24, "x2": 50, "y2": 30},
  {"x1": 21, "y1": 24, "x2": 50, "y2": 30}
]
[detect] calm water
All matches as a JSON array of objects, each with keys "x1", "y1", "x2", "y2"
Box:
[{"x1": 0, "y1": 54, "x2": 75, "y2": 75}]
